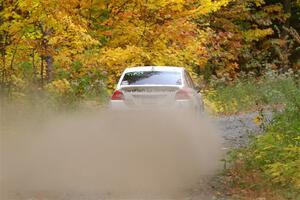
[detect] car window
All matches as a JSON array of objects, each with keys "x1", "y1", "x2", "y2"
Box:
[
  {"x1": 121, "y1": 71, "x2": 182, "y2": 85},
  {"x1": 184, "y1": 71, "x2": 195, "y2": 88}
]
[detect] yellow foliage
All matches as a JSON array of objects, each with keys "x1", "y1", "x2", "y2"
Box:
[
  {"x1": 11, "y1": 75, "x2": 26, "y2": 90},
  {"x1": 253, "y1": 115, "x2": 264, "y2": 125},
  {"x1": 243, "y1": 28, "x2": 274, "y2": 42},
  {"x1": 1, "y1": 0, "x2": 296, "y2": 102},
  {"x1": 202, "y1": 89, "x2": 225, "y2": 113},
  {"x1": 253, "y1": 0, "x2": 265, "y2": 7},
  {"x1": 100, "y1": 46, "x2": 146, "y2": 88},
  {"x1": 146, "y1": 0, "x2": 185, "y2": 11},
  {"x1": 266, "y1": 159, "x2": 300, "y2": 189},
  {"x1": 192, "y1": 0, "x2": 232, "y2": 16},
  {"x1": 9, "y1": 75, "x2": 27, "y2": 99},
  {"x1": 46, "y1": 79, "x2": 72, "y2": 95},
  {"x1": 264, "y1": 4, "x2": 283, "y2": 13}
]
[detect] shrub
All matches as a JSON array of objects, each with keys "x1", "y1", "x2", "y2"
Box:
[
  {"x1": 217, "y1": 71, "x2": 300, "y2": 199},
  {"x1": 204, "y1": 69, "x2": 300, "y2": 114}
]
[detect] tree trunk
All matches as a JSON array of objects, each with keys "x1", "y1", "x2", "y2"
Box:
[
  {"x1": 281, "y1": 0, "x2": 292, "y2": 71},
  {"x1": 40, "y1": 56, "x2": 44, "y2": 87},
  {"x1": 45, "y1": 55, "x2": 53, "y2": 82},
  {"x1": 283, "y1": 0, "x2": 291, "y2": 26},
  {"x1": 32, "y1": 49, "x2": 37, "y2": 83},
  {"x1": 40, "y1": 25, "x2": 53, "y2": 82},
  {"x1": 0, "y1": 1, "x2": 7, "y2": 96}
]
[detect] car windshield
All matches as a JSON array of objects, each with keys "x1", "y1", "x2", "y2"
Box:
[{"x1": 121, "y1": 71, "x2": 182, "y2": 85}]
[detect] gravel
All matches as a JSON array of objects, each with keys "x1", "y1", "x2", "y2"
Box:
[
  {"x1": 185, "y1": 111, "x2": 274, "y2": 200},
  {"x1": 213, "y1": 112, "x2": 271, "y2": 149}
]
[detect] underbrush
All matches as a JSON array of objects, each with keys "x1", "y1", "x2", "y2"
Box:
[
  {"x1": 204, "y1": 69, "x2": 299, "y2": 114},
  {"x1": 1, "y1": 64, "x2": 110, "y2": 112},
  {"x1": 223, "y1": 112, "x2": 300, "y2": 199},
  {"x1": 210, "y1": 71, "x2": 300, "y2": 199},
  {"x1": 1, "y1": 79, "x2": 110, "y2": 113}
]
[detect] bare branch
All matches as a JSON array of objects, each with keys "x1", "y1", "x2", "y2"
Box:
[{"x1": 283, "y1": 26, "x2": 300, "y2": 44}]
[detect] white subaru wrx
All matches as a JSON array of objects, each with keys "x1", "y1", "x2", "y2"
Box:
[{"x1": 110, "y1": 66, "x2": 204, "y2": 114}]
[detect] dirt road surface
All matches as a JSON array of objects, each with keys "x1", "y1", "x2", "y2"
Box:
[{"x1": 1, "y1": 111, "x2": 269, "y2": 200}]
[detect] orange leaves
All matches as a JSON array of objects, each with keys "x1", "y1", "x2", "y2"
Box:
[
  {"x1": 100, "y1": 0, "x2": 214, "y2": 81},
  {"x1": 3, "y1": 0, "x2": 295, "y2": 95}
]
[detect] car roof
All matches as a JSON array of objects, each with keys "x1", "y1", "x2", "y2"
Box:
[{"x1": 124, "y1": 66, "x2": 185, "y2": 73}]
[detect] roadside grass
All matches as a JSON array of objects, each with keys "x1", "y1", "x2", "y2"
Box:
[
  {"x1": 1, "y1": 83, "x2": 110, "y2": 113},
  {"x1": 205, "y1": 70, "x2": 300, "y2": 200},
  {"x1": 203, "y1": 70, "x2": 298, "y2": 114},
  {"x1": 222, "y1": 113, "x2": 300, "y2": 200}
]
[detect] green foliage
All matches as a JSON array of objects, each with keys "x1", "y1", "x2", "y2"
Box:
[
  {"x1": 1, "y1": 0, "x2": 299, "y2": 102},
  {"x1": 214, "y1": 73, "x2": 300, "y2": 199},
  {"x1": 250, "y1": 117, "x2": 299, "y2": 188},
  {"x1": 200, "y1": 0, "x2": 300, "y2": 81},
  {"x1": 225, "y1": 111, "x2": 300, "y2": 199},
  {"x1": 204, "y1": 69, "x2": 300, "y2": 113}
]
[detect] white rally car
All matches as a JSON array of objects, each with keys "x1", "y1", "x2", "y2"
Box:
[{"x1": 110, "y1": 66, "x2": 204, "y2": 114}]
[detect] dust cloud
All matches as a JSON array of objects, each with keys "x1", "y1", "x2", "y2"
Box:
[{"x1": 1, "y1": 107, "x2": 223, "y2": 200}]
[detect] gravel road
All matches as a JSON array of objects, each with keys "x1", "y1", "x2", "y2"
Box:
[
  {"x1": 214, "y1": 111, "x2": 272, "y2": 148},
  {"x1": 1, "y1": 111, "x2": 272, "y2": 200},
  {"x1": 185, "y1": 111, "x2": 273, "y2": 200}
]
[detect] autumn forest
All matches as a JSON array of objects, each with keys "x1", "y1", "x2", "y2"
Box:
[
  {"x1": 0, "y1": 0, "x2": 299, "y2": 100},
  {"x1": 1, "y1": 0, "x2": 300, "y2": 199}
]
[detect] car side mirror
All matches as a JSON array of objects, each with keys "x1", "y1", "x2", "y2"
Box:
[{"x1": 195, "y1": 85, "x2": 202, "y2": 93}]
